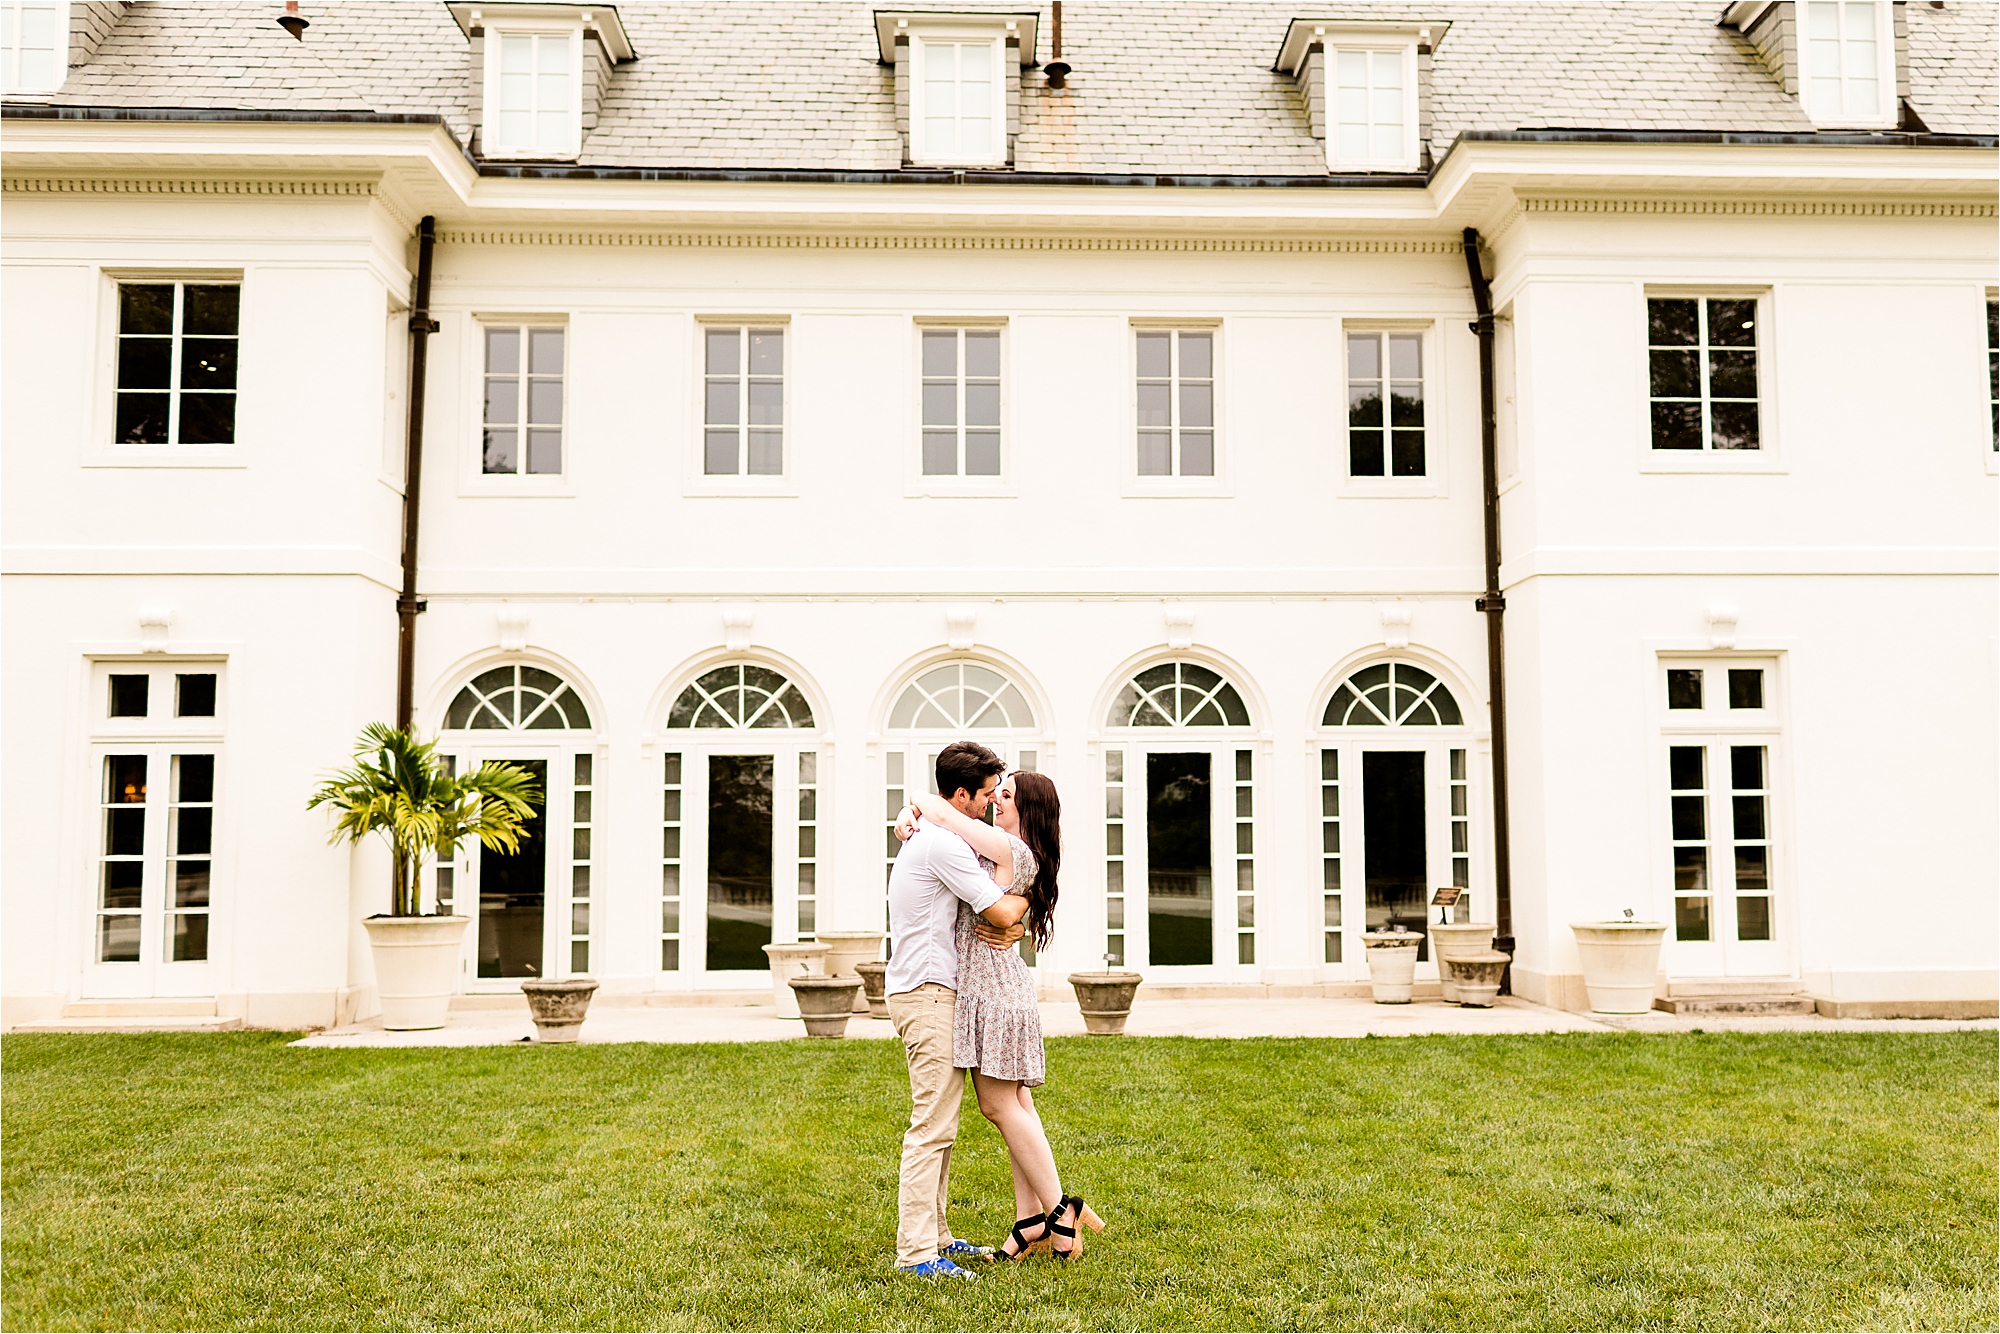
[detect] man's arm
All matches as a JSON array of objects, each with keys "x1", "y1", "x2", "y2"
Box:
[{"x1": 930, "y1": 833, "x2": 1003, "y2": 916}]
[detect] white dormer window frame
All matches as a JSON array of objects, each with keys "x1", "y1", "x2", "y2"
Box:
[
  {"x1": 906, "y1": 21, "x2": 1012, "y2": 167},
  {"x1": 481, "y1": 19, "x2": 582, "y2": 159},
  {"x1": 1277, "y1": 21, "x2": 1430, "y2": 175},
  {"x1": 1797, "y1": 0, "x2": 1896, "y2": 130},
  {"x1": 1, "y1": 0, "x2": 68, "y2": 95}
]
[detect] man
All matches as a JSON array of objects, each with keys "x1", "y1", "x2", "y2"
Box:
[{"x1": 884, "y1": 739, "x2": 1025, "y2": 1279}]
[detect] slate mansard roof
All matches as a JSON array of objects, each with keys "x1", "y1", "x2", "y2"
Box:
[{"x1": 26, "y1": 1, "x2": 2000, "y2": 175}]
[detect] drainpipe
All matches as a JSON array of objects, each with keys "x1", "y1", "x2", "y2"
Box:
[
  {"x1": 395, "y1": 217, "x2": 437, "y2": 731},
  {"x1": 1461, "y1": 227, "x2": 1514, "y2": 967}
]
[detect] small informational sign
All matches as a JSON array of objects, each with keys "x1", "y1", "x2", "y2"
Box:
[{"x1": 1430, "y1": 886, "x2": 1462, "y2": 907}]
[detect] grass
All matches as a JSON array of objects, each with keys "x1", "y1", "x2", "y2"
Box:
[{"x1": 2, "y1": 1030, "x2": 1994, "y2": 1331}]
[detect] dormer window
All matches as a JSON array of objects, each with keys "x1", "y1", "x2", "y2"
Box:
[
  {"x1": 451, "y1": 3, "x2": 635, "y2": 162},
  {"x1": 1800, "y1": 0, "x2": 1892, "y2": 128},
  {"x1": 2, "y1": 0, "x2": 66, "y2": 94},
  {"x1": 876, "y1": 11, "x2": 1039, "y2": 169},
  {"x1": 1276, "y1": 20, "x2": 1442, "y2": 175}
]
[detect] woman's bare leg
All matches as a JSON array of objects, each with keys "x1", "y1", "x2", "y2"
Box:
[{"x1": 974, "y1": 1070, "x2": 1064, "y2": 1219}]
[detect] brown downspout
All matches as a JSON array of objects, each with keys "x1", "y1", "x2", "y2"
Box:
[
  {"x1": 1461, "y1": 227, "x2": 1514, "y2": 974},
  {"x1": 394, "y1": 216, "x2": 438, "y2": 731}
]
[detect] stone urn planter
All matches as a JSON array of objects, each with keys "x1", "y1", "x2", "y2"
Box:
[
  {"x1": 1570, "y1": 921, "x2": 1670, "y2": 1013},
  {"x1": 1429, "y1": 922, "x2": 1497, "y2": 1003},
  {"x1": 1361, "y1": 930, "x2": 1423, "y2": 1004},
  {"x1": 788, "y1": 975, "x2": 865, "y2": 1037},
  {"x1": 1450, "y1": 950, "x2": 1512, "y2": 1008},
  {"x1": 1068, "y1": 971, "x2": 1143, "y2": 1035},
  {"x1": 816, "y1": 930, "x2": 886, "y2": 1013},
  {"x1": 761, "y1": 942, "x2": 829, "y2": 1019},
  {"x1": 520, "y1": 976, "x2": 599, "y2": 1043},
  {"x1": 855, "y1": 959, "x2": 890, "y2": 1019},
  {"x1": 363, "y1": 915, "x2": 472, "y2": 1031}
]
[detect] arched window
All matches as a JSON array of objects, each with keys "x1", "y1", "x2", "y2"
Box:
[
  {"x1": 444, "y1": 665, "x2": 592, "y2": 730},
  {"x1": 1323, "y1": 662, "x2": 1462, "y2": 726},
  {"x1": 888, "y1": 662, "x2": 1037, "y2": 731},
  {"x1": 1106, "y1": 661, "x2": 1250, "y2": 728},
  {"x1": 667, "y1": 664, "x2": 814, "y2": 729}
]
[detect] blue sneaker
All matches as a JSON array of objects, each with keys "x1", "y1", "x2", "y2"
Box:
[
  {"x1": 898, "y1": 1256, "x2": 978, "y2": 1280},
  {"x1": 940, "y1": 1238, "x2": 996, "y2": 1262}
]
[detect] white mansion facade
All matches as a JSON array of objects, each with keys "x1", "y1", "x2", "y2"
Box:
[{"x1": 2, "y1": 1, "x2": 1994, "y2": 1027}]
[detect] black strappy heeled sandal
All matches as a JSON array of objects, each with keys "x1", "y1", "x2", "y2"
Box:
[
  {"x1": 1048, "y1": 1194, "x2": 1107, "y2": 1261},
  {"x1": 997, "y1": 1213, "x2": 1050, "y2": 1261}
]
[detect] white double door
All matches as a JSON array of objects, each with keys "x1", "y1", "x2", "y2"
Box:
[
  {"x1": 1112, "y1": 742, "x2": 1253, "y2": 979},
  {"x1": 437, "y1": 745, "x2": 582, "y2": 989},
  {"x1": 81, "y1": 743, "x2": 218, "y2": 999}
]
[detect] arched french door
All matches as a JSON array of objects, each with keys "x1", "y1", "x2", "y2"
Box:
[
  {"x1": 436, "y1": 664, "x2": 598, "y2": 988},
  {"x1": 880, "y1": 660, "x2": 1047, "y2": 958},
  {"x1": 1099, "y1": 661, "x2": 1258, "y2": 978},
  {"x1": 658, "y1": 663, "x2": 821, "y2": 984},
  {"x1": 1314, "y1": 661, "x2": 1476, "y2": 975}
]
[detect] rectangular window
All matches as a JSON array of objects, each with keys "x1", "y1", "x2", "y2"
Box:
[
  {"x1": 1648, "y1": 298, "x2": 1760, "y2": 452},
  {"x1": 1135, "y1": 330, "x2": 1214, "y2": 478},
  {"x1": 1669, "y1": 745, "x2": 1711, "y2": 941},
  {"x1": 97, "y1": 750, "x2": 215, "y2": 965},
  {"x1": 493, "y1": 32, "x2": 573, "y2": 154},
  {"x1": 1987, "y1": 299, "x2": 1997, "y2": 450},
  {"x1": 1, "y1": 0, "x2": 63, "y2": 94},
  {"x1": 1330, "y1": 47, "x2": 1410, "y2": 170},
  {"x1": 1730, "y1": 746, "x2": 1773, "y2": 942},
  {"x1": 1448, "y1": 748, "x2": 1469, "y2": 899},
  {"x1": 435, "y1": 755, "x2": 458, "y2": 914},
  {"x1": 570, "y1": 752, "x2": 592, "y2": 974},
  {"x1": 704, "y1": 326, "x2": 785, "y2": 476},
  {"x1": 1803, "y1": 1, "x2": 1886, "y2": 126},
  {"x1": 922, "y1": 328, "x2": 1001, "y2": 477},
  {"x1": 1347, "y1": 331, "x2": 1424, "y2": 476},
  {"x1": 1234, "y1": 749, "x2": 1254, "y2": 966},
  {"x1": 1319, "y1": 749, "x2": 1342, "y2": 964},
  {"x1": 885, "y1": 751, "x2": 906, "y2": 889},
  {"x1": 483, "y1": 324, "x2": 564, "y2": 475},
  {"x1": 661, "y1": 752, "x2": 682, "y2": 971},
  {"x1": 98, "y1": 755, "x2": 147, "y2": 962},
  {"x1": 797, "y1": 751, "x2": 818, "y2": 939},
  {"x1": 1104, "y1": 750, "x2": 1125, "y2": 967},
  {"x1": 166, "y1": 754, "x2": 214, "y2": 963},
  {"x1": 916, "y1": 38, "x2": 999, "y2": 164},
  {"x1": 116, "y1": 283, "x2": 239, "y2": 446}
]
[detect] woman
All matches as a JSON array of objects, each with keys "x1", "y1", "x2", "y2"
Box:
[{"x1": 898, "y1": 771, "x2": 1106, "y2": 1261}]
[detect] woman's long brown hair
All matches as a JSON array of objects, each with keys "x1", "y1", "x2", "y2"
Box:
[{"x1": 1009, "y1": 771, "x2": 1062, "y2": 950}]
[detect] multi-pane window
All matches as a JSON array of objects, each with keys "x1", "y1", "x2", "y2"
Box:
[
  {"x1": 492, "y1": 32, "x2": 573, "y2": 155},
  {"x1": 1233, "y1": 750, "x2": 1254, "y2": 966},
  {"x1": 1669, "y1": 744, "x2": 1775, "y2": 944},
  {"x1": 661, "y1": 752, "x2": 683, "y2": 971},
  {"x1": 1, "y1": 0, "x2": 63, "y2": 93},
  {"x1": 1802, "y1": 1, "x2": 1885, "y2": 126},
  {"x1": 116, "y1": 283, "x2": 239, "y2": 446},
  {"x1": 922, "y1": 329, "x2": 1001, "y2": 476},
  {"x1": 917, "y1": 38, "x2": 998, "y2": 163},
  {"x1": 1319, "y1": 750, "x2": 1342, "y2": 963},
  {"x1": 1136, "y1": 330, "x2": 1214, "y2": 477},
  {"x1": 1648, "y1": 298, "x2": 1760, "y2": 451},
  {"x1": 436, "y1": 755, "x2": 458, "y2": 914},
  {"x1": 705, "y1": 327, "x2": 784, "y2": 476},
  {"x1": 97, "y1": 751, "x2": 215, "y2": 964},
  {"x1": 1729, "y1": 746, "x2": 1773, "y2": 942},
  {"x1": 1669, "y1": 666, "x2": 1765, "y2": 713},
  {"x1": 570, "y1": 753, "x2": 593, "y2": 974},
  {"x1": 1448, "y1": 748, "x2": 1469, "y2": 897},
  {"x1": 1331, "y1": 48, "x2": 1410, "y2": 169},
  {"x1": 884, "y1": 752, "x2": 906, "y2": 889},
  {"x1": 1669, "y1": 745, "x2": 1712, "y2": 941},
  {"x1": 1987, "y1": 299, "x2": 1997, "y2": 449},
  {"x1": 1347, "y1": 332, "x2": 1424, "y2": 477},
  {"x1": 1105, "y1": 750, "x2": 1126, "y2": 967},
  {"x1": 797, "y1": 752, "x2": 818, "y2": 939},
  {"x1": 98, "y1": 755, "x2": 147, "y2": 963},
  {"x1": 483, "y1": 325, "x2": 564, "y2": 475},
  {"x1": 166, "y1": 756, "x2": 214, "y2": 962}
]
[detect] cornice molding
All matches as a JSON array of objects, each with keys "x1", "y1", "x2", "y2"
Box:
[
  {"x1": 1519, "y1": 196, "x2": 1996, "y2": 218},
  {"x1": 432, "y1": 230, "x2": 1466, "y2": 253},
  {"x1": 2, "y1": 175, "x2": 381, "y2": 198}
]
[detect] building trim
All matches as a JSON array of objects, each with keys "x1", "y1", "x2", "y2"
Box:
[{"x1": 432, "y1": 229, "x2": 1465, "y2": 252}]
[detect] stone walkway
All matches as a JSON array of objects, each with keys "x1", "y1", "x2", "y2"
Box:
[{"x1": 289, "y1": 996, "x2": 1995, "y2": 1048}]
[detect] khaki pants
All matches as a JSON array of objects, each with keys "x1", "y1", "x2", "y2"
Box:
[{"x1": 888, "y1": 983, "x2": 964, "y2": 1267}]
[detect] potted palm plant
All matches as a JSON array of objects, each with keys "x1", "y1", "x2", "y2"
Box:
[{"x1": 309, "y1": 723, "x2": 540, "y2": 1031}]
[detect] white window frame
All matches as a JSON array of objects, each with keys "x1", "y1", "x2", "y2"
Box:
[
  {"x1": 1985, "y1": 289, "x2": 1997, "y2": 472},
  {"x1": 1797, "y1": 0, "x2": 1896, "y2": 131},
  {"x1": 1636, "y1": 285, "x2": 1784, "y2": 475},
  {"x1": 1, "y1": 0, "x2": 67, "y2": 95},
  {"x1": 1339, "y1": 320, "x2": 1446, "y2": 497},
  {"x1": 481, "y1": 22, "x2": 584, "y2": 159},
  {"x1": 86, "y1": 269, "x2": 249, "y2": 469},
  {"x1": 909, "y1": 30, "x2": 1008, "y2": 167},
  {"x1": 909, "y1": 319, "x2": 1010, "y2": 494},
  {"x1": 688, "y1": 315, "x2": 795, "y2": 497},
  {"x1": 461, "y1": 313, "x2": 574, "y2": 497},
  {"x1": 1325, "y1": 39, "x2": 1419, "y2": 174},
  {"x1": 699, "y1": 322, "x2": 789, "y2": 480},
  {"x1": 1125, "y1": 320, "x2": 1228, "y2": 497}
]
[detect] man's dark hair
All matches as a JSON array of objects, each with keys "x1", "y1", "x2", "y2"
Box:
[{"x1": 935, "y1": 740, "x2": 1005, "y2": 802}]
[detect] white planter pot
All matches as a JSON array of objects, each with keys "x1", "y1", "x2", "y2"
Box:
[
  {"x1": 761, "y1": 942, "x2": 829, "y2": 1019},
  {"x1": 1569, "y1": 921, "x2": 1669, "y2": 1014},
  {"x1": 1428, "y1": 922, "x2": 1497, "y2": 1004},
  {"x1": 1361, "y1": 931, "x2": 1422, "y2": 1004},
  {"x1": 816, "y1": 931, "x2": 885, "y2": 1013},
  {"x1": 363, "y1": 915, "x2": 471, "y2": 1031}
]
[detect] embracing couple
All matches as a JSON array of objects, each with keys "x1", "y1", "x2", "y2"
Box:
[{"x1": 884, "y1": 740, "x2": 1105, "y2": 1279}]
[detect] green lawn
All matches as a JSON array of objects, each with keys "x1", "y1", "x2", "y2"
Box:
[{"x1": 3, "y1": 1030, "x2": 1994, "y2": 1332}]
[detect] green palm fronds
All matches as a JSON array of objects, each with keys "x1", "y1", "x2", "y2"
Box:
[{"x1": 308, "y1": 723, "x2": 542, "y2": 917}]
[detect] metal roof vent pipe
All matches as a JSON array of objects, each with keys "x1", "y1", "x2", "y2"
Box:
[
  {"x1": 1044, "y1": 0, "x2": 1071, "y2": 87},
  {"x1": 277, "y1": 1, "x2": 309, "y2": 40}
]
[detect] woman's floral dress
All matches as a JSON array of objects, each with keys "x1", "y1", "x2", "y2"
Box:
[{"x1": 952, "y1": 831, "x2": 1046, "y2": 1086}]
